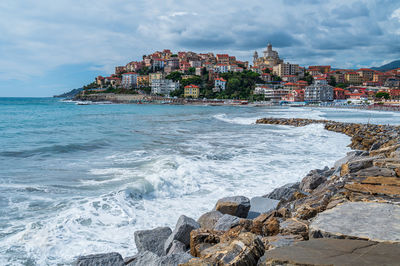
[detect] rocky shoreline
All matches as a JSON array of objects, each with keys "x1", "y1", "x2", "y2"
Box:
[{"x1": 75, "y1": 118, "x2": 400, "y2": 266}]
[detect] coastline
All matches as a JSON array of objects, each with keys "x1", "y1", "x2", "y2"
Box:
[
  {"x1": 75, "y1": 117, "x2": 400, "y2": 266},
  {"x1": 73, "y1": 93, "x2": 400, "y2": 112}
]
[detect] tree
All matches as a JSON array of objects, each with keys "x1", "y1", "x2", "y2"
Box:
[
  {"x1": 165, "y1": 71, "x2": 182, "y2": 82},
  {"x1": 375, "y1": 91, "x2": 390, "y2": 99},
  {"x1": 301, "y1": 72, "x2": 314, "y2": 85},
  {"x1": 187, "y1": 67, "x2": 196, "y2": 75},
  {"x1": 328, "y1": 76, "x2": 336, "y2": 87},
  {"x1": 227, "y1": 78, "x2": 240, "y2": 92}
]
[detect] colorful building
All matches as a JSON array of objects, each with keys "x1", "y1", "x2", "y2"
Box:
[{"x1": 184, "y1": 84, "x2": 200, "y2": 98}]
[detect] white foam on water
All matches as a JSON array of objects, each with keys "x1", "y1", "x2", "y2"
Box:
[
  {"x1": 213, "y1": 113, "x2": 259, "y2": 125},
  {"x1": 0, "y1": 117, "x2": 353, "y2": 265}
]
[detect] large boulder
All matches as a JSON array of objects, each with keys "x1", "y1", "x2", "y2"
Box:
[
  {"x1": 75, "y1": 252, "x2": 124, "y2": 266},
  {"x1": 158, "y1": 253, "x2": 193, "y2": 265},
  {"x1": 214, "y1": 196, "x2": 250, "y2": 218},
  {"x1": 164, "y1": 215, "x2": 200, "y2": 254},
  {"x1": 264, "y1": 182, "x2": 300, "y2": 202},
  {"x1": 247, "y1": 197, "x2": 279, "y2": 219},
  {"x1": 134, "y1": 227, "x2": 172, "y2": 256},
  {"x1": 126, "y1": 251, "x2": 159, "y2": 266},
  {"x1": 259, "y1": 239, "x2": 400, "y2": 266},
  {"x1": 189, "y1": 229, "x2": 223, "y2": 257},
  {"x1": 299, "y1": 167, "x2": 331, "y2": 192},
  {"x1": 166, "y1": 240, "x2": 186, "y2": 255},
  {"x1": 279, "y1": 218, "x2": 309, "y2": 239},
  {"x1": 197, "y1": 211, "x2": 223, "y2": 230},
  {"x1": 183, "y1": 232, "x2": 264, "y2": 266},
  {"x1": 213, "y1": 214, "x2": 240, "y2": 231},
  {"x1": 310, "y1": 202, "x2": 400, "y2": 242}
]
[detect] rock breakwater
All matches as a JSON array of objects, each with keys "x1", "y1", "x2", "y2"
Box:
[{"x1": 75, "y1": 117, "x2": 400, "y2": 266}]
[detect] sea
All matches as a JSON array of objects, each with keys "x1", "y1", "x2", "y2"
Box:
[{"x1": 1, "y1": 97, "x2": 399, "y2": 265}]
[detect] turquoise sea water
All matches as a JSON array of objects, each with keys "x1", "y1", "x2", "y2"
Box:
[{"x1": 0, "y1": 98, "x2": 399, "y2": 265}]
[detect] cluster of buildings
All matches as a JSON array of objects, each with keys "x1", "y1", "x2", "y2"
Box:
[
  {"x1": 94, "y1": 49, "x2": 248, "y2": 97},
  {"x1": 91, "y1": 43, "x2": 400, "y2": 102},
  {"x1": 251, "y1": 44, "x2": 400, "y2": 104}
]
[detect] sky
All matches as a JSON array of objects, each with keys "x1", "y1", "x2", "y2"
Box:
[{"x1": 0, "y1": 0, "x2": 399, "y2": 97}]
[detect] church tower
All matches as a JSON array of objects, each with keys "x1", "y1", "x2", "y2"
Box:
[{"x1": 253, "y1": 51, "x2": 258, "y2": 64}]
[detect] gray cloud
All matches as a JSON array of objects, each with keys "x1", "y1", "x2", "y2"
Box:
[{"x1": 0, "y1": 0, "x2": 399, "y2": 95}]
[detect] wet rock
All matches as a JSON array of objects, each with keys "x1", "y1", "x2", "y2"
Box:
[
  {"x1": 75, "y1": 252, "x2": 124, "y2": 266},
  {"x1": 214, "y1": 196, "x2": 250, "y2": 218},
  {"x1": 213, "y1": 214, "x2": 240, "y2": 231},
  {"x1": 340, "y1": 156, "x2": 381, "y2": 176},
  {"x1": 164, "y1": 215, "x2": 200, "y2": 254},
  {"x1": 264, "y1": 182, "x2": 300, "y2": 202},
  {"x1": 184, "y1": 232, "x2": 264, "y2": 266},
  {"x1": 166, "y1": 240, "x2": 186, "y2": 255},
  {"x1": 247, "y1": 197, "x2": 279, "y2": 219},
  {"x1": 310, "y1": 202, "x2": 400, "y2": 242},
  {"x1": 197, "y1": 211, "x2": 223, "y2": 230},
  {"x1": 134, "y1": 227, "x2": 172, "y2": 256},
  {"x1": 259, "y1": 239, "x2": 400, "y2": 266}
]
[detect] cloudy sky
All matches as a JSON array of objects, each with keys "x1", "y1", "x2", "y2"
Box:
[{"x1": 0, "y1": 0, "x2": 399, "y2": 97}]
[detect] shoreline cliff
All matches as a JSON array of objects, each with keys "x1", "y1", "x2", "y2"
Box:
[{"x1": 75, "y1": 118, "x2": 400, "y2": 266}]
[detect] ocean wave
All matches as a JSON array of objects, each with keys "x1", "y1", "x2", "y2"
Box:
[
  {"x1": 0, "y1": 140, "x2": 109, "y2": 158},
  {"x1": 213, "y1": 113, "x2": 257, "y2": 125}
]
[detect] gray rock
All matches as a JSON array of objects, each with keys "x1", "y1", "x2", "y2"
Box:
[
  {"x1": 166, "y1": 240, "x2": 186, "y2": 255},
  {"x1": 333, "y1": 151, "x2": 365, "y2": 169},
  {"x1": 247, "y1": 197, "x2": 279, "y2": 219},
  {"x1": 355, "y1": 166, "x2": 396, "y2": 177},
  {"x1": 197, "y1": 211, "x2": 223, "y2": 229},
  {"x1": 300, "y1": 168, "x2": 330, "y2": 192},
  {"x1": 213, "y1": 214, "x2": 240, "y2": 231},
  {"x1": 126, "y1": 251, "x2": 159, "y2": 266},
  {"x1": 158, "y1": 253, "x2": 193, "y2": 265},
  {"x1": 310, "y1": 202, "x2": 400, "y2": 242},
  {"x1": 134, "y1": 227, "x2": 172, "y2": 256},
  {"x1": 164, "y1": 215, "x2": 200, "y2": 254},
  {"x1": 264, "y1": 182, "x2": 300, "y2": 201},
  {"x1": 259, "y1": 239, "x2": 400, "y2": 266},
  {"x1": 214, "y1": 196, "x2": 251, "y2": 218},
  {"x1": 75, "y1": 252, "x2": 124, "y2": 266}
]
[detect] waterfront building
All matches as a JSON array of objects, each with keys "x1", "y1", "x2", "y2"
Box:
[
  {"x1": 137, "y1": 75, "x2": 150, "y2": 88},
  {"x1": 151, "y1": 79, "x2": 179, "y2": 95},
  {"x1": 254, "y1": 85, "x2": 289, "y2": 102},
  {"x1": 334, "y1": 88, "x2": 346, "y2": 100},
  {"x1": 273, "y1": 62, "x2": 300, "y2": 77},
  {"x1": 121, "y1": 72, "x2": 138, "y2": 88},
  {"x1": 253, "y1": 43, "x2": 283, "y2": 68},
  {"x1": 96, "y1": 76, "x2": 105, "y2": 87},
  {"x1": 305, "y1": 82, "x2": 334, "y2": 102},
  {"x1": 184, "y1": 84, "x2": 200, "y2": 98},
  {"x1": 214, "y1": 78, "x2": 227, "y2": 92}
]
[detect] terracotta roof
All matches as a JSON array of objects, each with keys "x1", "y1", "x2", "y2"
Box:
[
  {"x1": 215, "y1": 78, "x2": 227, "y2": 82},
  {"x1": 185, "y1": 84, "x2": 199, "y2": 89}
]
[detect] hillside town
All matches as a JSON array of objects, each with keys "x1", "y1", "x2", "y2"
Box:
[{"x1": 86, "y1": 43, "x2": 400, "y2": 106}]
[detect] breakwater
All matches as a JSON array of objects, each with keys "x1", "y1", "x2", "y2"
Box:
[{"x1": 75, "y1": 118, "x2": 400, "y2": 266}]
